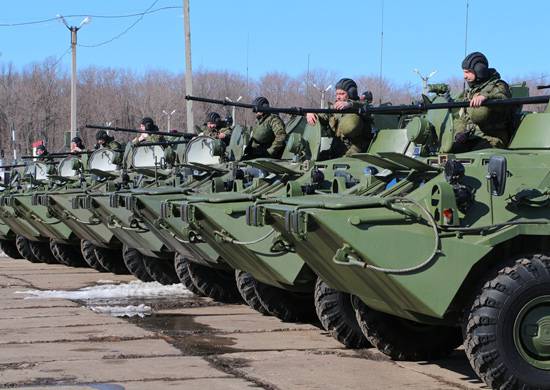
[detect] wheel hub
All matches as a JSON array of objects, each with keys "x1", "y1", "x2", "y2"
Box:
[{"x1": 514, "y1": 295, "x2": 550, "y2": 370}]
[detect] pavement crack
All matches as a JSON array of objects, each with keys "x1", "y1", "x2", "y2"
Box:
[{"x1": 204, "y1": 355, "x2": 277, "y2": 390}]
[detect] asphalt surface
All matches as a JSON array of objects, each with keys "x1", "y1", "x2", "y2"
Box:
[{"x1": 0, "y1": 257, "x2": 489, "y2": 389}]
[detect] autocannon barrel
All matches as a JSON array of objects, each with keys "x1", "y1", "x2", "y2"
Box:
[
  {"x1": 185, "y1": 95, "x2": 255, "y2": 109},
  {"x1": 134, "y1": 140, "x2": 191, "y2": 147},
  {"x1": 21, "y1": 151, "x2": 93, "y2": 159},
  {"x1": 85, "y1": 125, "x2": 195, "y2": 139},
  {"x1": 254, "y1": 95, "x2": 550, "y2": 116}
]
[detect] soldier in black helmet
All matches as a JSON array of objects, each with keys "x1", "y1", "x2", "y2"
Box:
[
  {"x1": 247, "y1": 96, "x2": 286, "y2": 159},
  {"x1": 307, "y1": 78, "x2": 372, "y2": 156},
  {"x1": 133, "y1": 117, "x2": 164, "y2": 144},
  {"x1": 452, "y1": 52, "x2": 513, "y2": 152},
  {"x1": 70, "y1": 136, "x2": 85, "y2": 153},
  {"x1": 201, "y1": 112, "x2": 232, "y2": 145},
  {"x1": 95, "y1": 130, "x2": 121, "y2": 150}
]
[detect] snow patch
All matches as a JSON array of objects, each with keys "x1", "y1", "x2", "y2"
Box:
[
  {"x1": 89, "y1": 304, "x2": 153, "y2": 318},
  {"x1": 16, "y1": 280, "x2": 193, "y2": 301}
]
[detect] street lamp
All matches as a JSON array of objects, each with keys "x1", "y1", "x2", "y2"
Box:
[
  {"x1": 57, "y1": 15, "x2": 91, "y2": 140},
  {"x1": 413, "y1": 69, "x2": 437, "y2": 95},
  {"x1": 224, "y1": 96, "x2": 242, "y2": 127},
  {"x1": 312, "y1": 84, "x2": 332, "y2": 109},
  {"x1": 162, "y1": 110, "x2": 177, "y2": 131}
]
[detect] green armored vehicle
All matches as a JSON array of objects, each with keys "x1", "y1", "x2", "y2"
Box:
[{"x1": 252, "y1": 95, "x2": 550, "y2": 389}]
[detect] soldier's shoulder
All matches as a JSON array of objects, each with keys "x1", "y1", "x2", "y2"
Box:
[{"x1": 268, "y1": 114, "x2": 285, "y2": 125}]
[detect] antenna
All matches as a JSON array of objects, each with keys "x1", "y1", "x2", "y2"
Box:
[
  {"x1": 378, "y1": 0, "x2": 385, "y2": 104},
  {"x1": 464, "y1": 0, "x2": 469, "y2": 57},
  {"x1": 413, "y1": 69, "x2": 438, "y2": 95}
]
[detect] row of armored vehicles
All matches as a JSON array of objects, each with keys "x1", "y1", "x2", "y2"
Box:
[{"x1": 1, "y1": 76, "x2": 549, "y2": 389}]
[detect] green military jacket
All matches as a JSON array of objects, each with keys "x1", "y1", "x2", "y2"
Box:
[
  {"x1": 455, "y1": 69, "x2": 513, "y2": 148},
  {"x1": 201, "y1": 125, "x2": 233, "y2": 144},
  {"x1": 250, "y1": 113, "x2": 286, "y2": 158},
  {"x1": 318, "y1": 100, "x2": 372, "y2": 156}
]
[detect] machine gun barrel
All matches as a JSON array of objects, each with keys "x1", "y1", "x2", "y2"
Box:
[
  {"x1": 85, "y1": 125, "x2": 195, "y2": 139},
  {"x1": 135, "y1": 140, "x2": 190, "y2": 147},
  {"x1": 185, "y1": 95, "x2": 256, "y2": 109},
  {"x1": 0, "y1": 163, "x2": 26, "y2": 169},
  {"x1": 254, "y1": 95, "x2": 550, "y2": 116},
  {"x1": 21, "y1": 150, "x2": 93, "y2": 159},
  {"x1": 537, "y1": 85, "x2": 550, "y2": 90}
]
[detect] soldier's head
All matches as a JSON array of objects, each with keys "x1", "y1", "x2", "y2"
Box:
[
  {"x1": 95, "y1": 130, "x2": 113, "y2": 146},
  {"x1": 462, "y1": 52, "x2": 489, "y2": 84},
  {"x1": 140, "y1": 117, "x2": 158, "y2": 132},
  {"x1": 35, "y1": 144, "x2": 47, "y2": 157},
  {"x1": 335, "y1": 78, "x2": 359, "y2": 101},
  {"x1": 252, "y1": 96, "x2": 269, "y2": 119},
  {"x1": 71, "y1": 136, "x2": 85, "y2": 152},
  {"x1": 205, "y1": 112, "x2": 221, "y2": 129}
]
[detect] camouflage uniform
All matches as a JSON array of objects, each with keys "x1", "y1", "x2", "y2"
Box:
[
  {"x1": 201, "y1": 125, "x2": 233, "y2": 144},
  {"x1": 248, "y1": 113, "x2": 286, "y2": 158},
  {"x1": 318, "y1": 100, "x2": 372, "y2": 157},
  {"x1": 453, "y1": 69, "x2": 513, "y2": 151}
]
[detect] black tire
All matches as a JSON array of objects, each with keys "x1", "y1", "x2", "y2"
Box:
[
  {"x1": 15, "y1": 235, "x2": 41, "y2": 263},
  {"x1": 464, "y1": 255, "x2": 550, "y2": 389},
  {"x1": 235, "y1": 270, "x2": 272, "y2": 315},
  {"x1": 50, "y1": 240, "x2": 88, "y2": 267},
  {"x1": 254, "y1": 280, "x2": 316, "y2": 323},
  {"x1": 80, "y1": 240, "x2": 108, "y2": 272},
  {"x1": 186, "y1": 261, "x2": 242, "y2": 303},
  {"x1": 354, "y1": 298, "x2": 462, "y2": 361},
  {"x1": 142, "y1": 255, "x2": 180, "y2": 285},
  {"x1": 0, "y1": 239, "x2": 22, "y2": 259},
  {"x1": 315, "y1": 278, "x2": 370, "y2": 349},
  {"x1": 95, "y1": 246, "x2": 130, "y2": 275},
  {"x1": 122, "y1": 246, "x2": 153, "y2": 281},
  {"x1": 174, "y1": 254, "x2": 204, "y2": 296},
  {"x1": 28, "y1": 240, "x2": 58, "y2": 264}
]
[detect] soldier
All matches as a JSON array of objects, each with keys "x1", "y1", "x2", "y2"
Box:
[
  {"x1": 247, "y1": 97, "x2": 286, "y2": 159},
  {"x1": 34, "y1": 144, "x2": 56, "y2": 175},
  {"x1": 95, "y1": 130, "x2": 121, "y2": 150},
  {"x1": 132, "y1": 117, "x2": 164, "y2": 144},
  {"x1": 306, "y1": 78, "x2": 372, "y2": 156},
  {"x1": 452, "y1": 52, "x2": 514, "y2": 152},
  {"x1": 201, "y1": 112, "x2": 232, "y2": 145},
  {"x1": 70, "y1": 136, "x2": 85, "y2": 153}
]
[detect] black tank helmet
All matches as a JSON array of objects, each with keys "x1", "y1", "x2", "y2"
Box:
[
  {"x1": 205, "y1": 112, "x2": 221, "y2": 125},
  {"x1": 71, "y1": 136, "x2": 85, "y2": 149},
  {"x1": 35, "y1": 144, "x2": 48, "y2": 156},
  {"x1": 335, "y1": 78, "x2": 359, "y2": 100},
  {"x1": 95, "y1": 130, "x2": 113, "y2": 143},
  {"x1": 462, "y1": 52, "x2": 489, "y2": 82},
  {"x1": 141, "y1": 117, "x2": 158, "y2": 132},
  {"x1": 252, "y1": 96, "x2": 270, "y2": 108}
]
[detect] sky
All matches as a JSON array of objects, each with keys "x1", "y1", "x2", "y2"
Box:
[{"x1": 0, "y1": 0, "x2": 548, "y2": 89}]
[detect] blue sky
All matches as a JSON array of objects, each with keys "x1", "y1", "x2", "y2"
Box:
[{"x1": 0, "y1": 0, "x2": 548, "y2": 87}]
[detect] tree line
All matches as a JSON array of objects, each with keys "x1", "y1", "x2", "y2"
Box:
[{"x1": 0, "y1": 56, "x2": 547, "y2": 156}]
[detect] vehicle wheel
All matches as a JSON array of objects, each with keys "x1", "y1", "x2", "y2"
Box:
[
  {"x1": 464, "y1": 255, "x2": 550, "y2": 389},
  {"x1": 95, "y1": 246, "x2": 130, "y2": 275},
  {"x1": 235, "y1": 270, "x2": 272, "y2": 315},
  {"x1": 186, "y1": 261, "x2": 242, "y2": 303},
  {"x1": 0, "y1": 239, "x2": 22, "y2": 259},
  {"x1": 315, "y1": 278, "x2": 370, "y2": 348},
  {"x1": 254, "y1": 279, "x2": 316, "y2": 323},
  {"x1": 174, "y1": 254, "x2": 204, "y2": 295},
  {"x1": 15, "y1": 235, "x2": 41, "y2": 263},
  {"x1": 50, "y1": 240, "x2": 88, "y2": 267},
  {"x1": 122, "y1": 246, "x2": 153, "y2": 281},
  {"x1": 142, "y1": 255, "x2": 180, "y2": 285},
  {"x1": 80, "y1": 240, "x2": 108, "y2": 272},
  {"x1": 354, "y1": 298, "x2": 462, "y2": 360},
  {"x1": 28, "y1": 240, "x2": 58, "y2": 264}
]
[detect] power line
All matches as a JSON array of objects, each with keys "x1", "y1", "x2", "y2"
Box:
[
  {"x1": 78, "y1": 0, "x2": 161, "y2": 48},
  {"x1": 0, "y1": 5, "x2": 180, "y2": 27}
]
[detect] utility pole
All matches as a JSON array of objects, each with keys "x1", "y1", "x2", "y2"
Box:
[
  {"x1": 183, "y1": 0, "x2": 194, "y2": 133},
  {"x1": 413, "y1": 69, "x2": 437, "y2": 95},
  {"x1": 58, "y1": 15, "x2": 91, "y2": 140},
  {"x1": 312, "y1": 84, "x2": 333, "y2": 109},
  {"x1": 162, "y1": 109, "x2": 177, "y2": 131}
]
